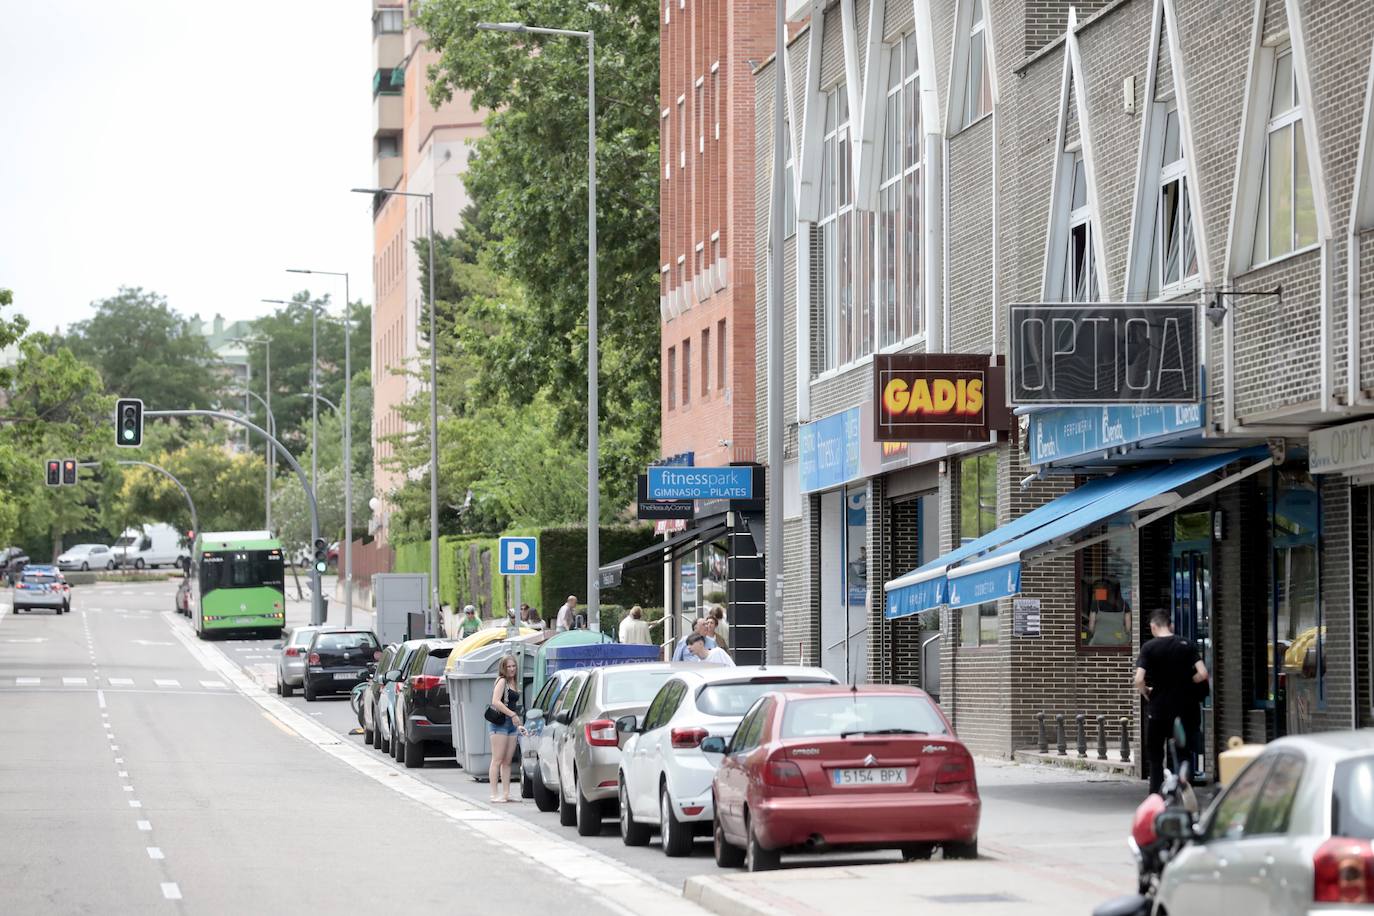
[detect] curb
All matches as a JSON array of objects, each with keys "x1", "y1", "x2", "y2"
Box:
[{"x1": 683, "y1": 876, "x2": 795, "y2": 916}]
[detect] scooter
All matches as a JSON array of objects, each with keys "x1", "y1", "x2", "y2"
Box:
[{"x1": 1091, "y1": 722, "x2": 1200, "y2": 916}]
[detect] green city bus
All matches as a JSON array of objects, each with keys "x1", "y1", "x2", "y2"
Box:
[{"x1": 193, "y1": 530, "x2": 286, "y2": 639}]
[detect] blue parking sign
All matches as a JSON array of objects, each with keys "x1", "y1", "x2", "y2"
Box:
[{"x1": 498, "y1": 537, "x2": 537, "y2": 576}]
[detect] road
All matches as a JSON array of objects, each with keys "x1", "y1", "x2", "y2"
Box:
[{"x1": 0, "y1": 578, "x2": 1144, "y2": 914}]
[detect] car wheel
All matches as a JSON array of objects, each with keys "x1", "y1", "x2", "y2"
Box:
[
  {"x1": 81, "y1": 562, "x2": 89, "y2": 571},
  {"x1": 901, "y1": 844, "x2": 935, "y2": 861},
  {"x1": 520, "y1": 763, "x2": 535, "y2": 799},
  {"x1": 134, "y1": 558, "x2": 145, "y2": 570},
  {"x1": 106, "y1": 561, "x2": 115, "y2": 570},
  {"x1": 619, "y1": 780, "x2": 651, "y2": 846},
  {"x1": 303, "y1": 681, "x2": 316, "y2": 702},
  {"x1": 394, "y1": 729, "x2": 407, "y2": 765},
  {"x1": 275, "y1": 679, "x2": 283, "y2": 697},
  {"x1": 714, "y1": 811, "x2": 745, "y2": 868},
  {"x1": 660, "y1": 785, "x2": 694, "y2": 857},
  {"x1": 557, "y1": 766, "x2": 577, "y2": 827},
  {"x1": 575, "y1": 773, "x2": 601, "y2": 837},
  {"x1": 380, "y1": 722, "x2": 391, "y2": 754},
  {"x1": 532, "y1": 762, "x2": 558, "y2": 812},
  {"x1": 281, "y1": 680, "x2": 294, "y2": 698},
  {"x1": 943, "y1": 838, "x2": 978, "y2": 860},
  {"x1": 363, "y1": 719, "x2": 374, "y2": 745},
  {"x1": 744, "y1": 813, "x2": 779, "y2": 872},
  {"x1": 404, "y1": 737, "x2": 424, "y2": 768}
]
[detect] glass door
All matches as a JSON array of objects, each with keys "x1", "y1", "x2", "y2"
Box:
[{"x1": 1172, "y1": 511, "x2": 1213, "y2": 779}]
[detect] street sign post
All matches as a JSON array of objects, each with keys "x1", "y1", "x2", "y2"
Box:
[{"x1": 498, "y1": 536, "x2": 538, "y2": 630}]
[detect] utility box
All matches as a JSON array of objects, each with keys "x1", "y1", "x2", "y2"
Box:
[{"x1": 373, "y1": 573, "x2": 428, "y2": 645}]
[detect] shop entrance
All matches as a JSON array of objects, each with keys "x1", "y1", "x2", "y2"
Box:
[
  {"x1": 819, "y1": 486, "x2": 869, "y2": 684},
  {"x1": 1171, "y1": 511, "x2": 1213, "y2": 780}
]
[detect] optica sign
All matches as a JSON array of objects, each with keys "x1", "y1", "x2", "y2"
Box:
[{"x1": 873, "y1": 354, "x2": 1010, "y2": 442}]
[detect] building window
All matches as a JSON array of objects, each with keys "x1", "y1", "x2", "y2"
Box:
[
  {"x1": 712, "y1": 66, "x2": 721, "y2": 141},
  {"x1": 373, "y1": 68, "x2": 402, "y2": 96},
  {"x1": 662, "y1": 108, "x2": 671, "y2": 179},
  {"x1": 374, "y1": 8, "x2": 403, "y2": 34},
  {"x1": 817, "y1": 84, "x2": 866, "y2": 372},
  {"x1": 678, "y1": 97, "x2": 686, "y2": 170},
  {"x1": 1252, "y1": 46, "x2": 1317, "y2": 264},
  {"x1": 1062, "y1": 150, "x2": 1098, "y2": 302},
  {"x1": 959, "y1": 451, "x2": 999, "y2": 647},
  {"x1": 701, "y1": 327, "x2": 711, "y2": 396},
  {"x1": 696, "y1": 77, "x2": 705, "y2": 155},
  {"x1": 879, "y1": 34, "x2": 923, "y2": 347},
  {"x1": 1150, "y1": 108, "x2": 1198, "y2": 295},
  {"x1": 783, "y1": 120, "x2": 796, "y2": 239},
  {"x1": 716, "y1": 318, "x2": 726, "y2": 389},
  {"x1": 376, "y1": 134, "x2": 399, "y2": 159},
  {"x1": 667, "y1": 346, "x2": 677, "y2": 410},
  {"x1": 961, "y1": 0, "x2": 992, "y2": 128},
  {"x1": 681, "y1": 337, "x2": 692, "y2": 405}
]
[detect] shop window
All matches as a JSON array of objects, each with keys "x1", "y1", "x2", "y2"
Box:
[
  {"x1": 1272, "y1": 469, "x2": 1322, "y2": 725},
  {"x1": 1077, "y1": 518, "x2": 1133, "y2": 649},
  {"x1": 959, "y1": 452, "x2": 998, "y2": 647}
]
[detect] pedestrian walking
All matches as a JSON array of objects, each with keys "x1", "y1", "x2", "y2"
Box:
[
  {"x1": 556, "y1": 595, "x2": 578, "y2": 633},
  {"x1": 685, "y1": 633, "x2": 734, "y2": 666},
  {"x1": 459, "y1": 604, "x2": 482, "y2": 638},
  {"x1": 619, "y1": 605, "x2": 651, "y2": 645},
  {"x1": 486, "y1": 654, "x2": 524, "y2": 803},
  {"x1": 1135, "y1": 609, "x2": 1209, "y2": 795},
  {"x1": 672, "y1": 617, "x2": 716, "y2": 661}
]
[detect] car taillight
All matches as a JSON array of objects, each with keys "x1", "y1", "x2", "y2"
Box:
[
  {"x1": 14, "y1": 582, "x2": 27, "y2": 589},
  {"x1": 285, "y1": 647, "x2": 301, "y2": 657},
  {"x1": 410, "y1": 675, "x2": 442, "y2": 691},
  {"x1": 763, "y1": 760, "x2": 807, "y2": 789},
  {"x1": 1314, "y1": 837, "x2": 1374, "y2": 903},
  {"x1": 308, "y1": 653, "x2": 320, "y2": 665},
  {"x1": 670, "y1": 727, "x2": 709, "y2": 749},
  {"x1": 585, "y1": 719, "x2": 618, "y2": 747},
  {"x1": 933, "y1": 755, "x2": 976, "y2": 794}
]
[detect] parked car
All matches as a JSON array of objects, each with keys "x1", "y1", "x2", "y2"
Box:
[
  {"x1": 112, "y1": 523, "x2": 189, "y2": 570},
  {"x1": 362, "y1": 643, "x2": 401, "y2": 746},
  {"x1": 302, "y1": 629, "x2": 381, "y2": 701},
  {"x1": 535, "y1": 670, "x2": 591, "y2": 812},
  {"x1": 274, "y1": 625, "x2": 335, "y2": 697},
  {"x1": 373, "y1": 639, "x2": 428, "y2": 756},
  {"x1": 1155, "y1": 730, "x2": 1374, "y2": 915},
  {"x1": 13, "y1": 565, "x2": 69, "y2": 614},
  {"x1": 1, "y1": 546, "x2": 30, "y2": 585},
  {"x1": 391, "y1": 639, "x2": 459, "y2": 768},
  {"x1": 617, "y1": 665, "x2": 838, "y2": 855},
  {"x1": 56, "y1": 543, "x2": 115, "y2": 571},
  {"x1": 521, "y1": 670, "x2": 583, "y2": 804},
  {"x1": 175, "y1": 576, "x2": 192, "y2": 615},
  {"x1": 552, "y1": 662, "x2": 684, "y2": 835},
  {"x1": 707, "y1": 684, "x2": 980, "y2": 871}
]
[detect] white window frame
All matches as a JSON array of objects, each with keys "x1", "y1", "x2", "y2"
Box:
[
  {"x1": 1063, "y1": 148, "x2": 1098, "y2": 303},
  {"x1": 963, "y1": 0, "x2": 991, "y2": 128},
  {"x1": 677, "y1": 96, "x2": 686, "y2": 170},
  {"x1": 696, "y1": 76, "x2": 705, "y2": 155},
  {"x1": 1252, "y1": 44, "x2": 1318, "y2": 266},
  {"x1": 661, "y1": 108, "x2": 671, "y2": 179},
  {"x1": 816, "y1": 83, "x2": 866, "y2": 376},
  {"x1": 876, "y1": 33, "x2": 924, "y2": 351},
  {"x1": 711, "y1": 61, "x2": 721, "y2": 141},
  {"x1": 1151, "y1": 106, "x2": 1199, "y2": 297}
]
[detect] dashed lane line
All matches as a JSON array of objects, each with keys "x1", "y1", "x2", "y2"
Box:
[{"x1": 160, "y1": 883, "x2": 181, "y2": 901}]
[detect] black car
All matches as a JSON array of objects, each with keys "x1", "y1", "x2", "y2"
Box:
[
  {"x1": 391, "y1": 639, "x2": 458, "y2": 769},
  {"x1": 1, "y1": 547, "x2": 30, "y2": 586},
  {"x1": 303, "y1": 629, "x2": 381, "y2": 701}
]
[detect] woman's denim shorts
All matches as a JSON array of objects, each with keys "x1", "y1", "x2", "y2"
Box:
[{"x1": 488, "y1": 721, "x2": 518, "y2": 736}]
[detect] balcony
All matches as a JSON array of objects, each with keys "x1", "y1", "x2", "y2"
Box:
[
  {"x1": 373, "y1": 32, "x2": 403, "y2": 71},
  {"x1": 374, "y1": 155, "x2": 403, "y2": 191},
  {"x1": 373, "y1": 92, "x2": 403, "y2": 136}
]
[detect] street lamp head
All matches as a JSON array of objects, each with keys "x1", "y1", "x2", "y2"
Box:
[
  {"x1": 351, "y1": 187, "x2": 386, "y2": 195},
  {"x1": 286, "y1": 268, "x2": 312, "y2": 275},
  {"x1": 476, "y1": 22, "x2": 527, "y2": 32},
  {"x1": 261, "y1": 299, "x2": 292, "y2": 306}
]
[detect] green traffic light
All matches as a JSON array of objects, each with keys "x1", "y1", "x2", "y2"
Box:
[
  {"x1": 122, "y1": 429, "x2": 133, "y2": 440},
  {"x1": 315, "y1": 561, "x2": 327, "y2": 573}
]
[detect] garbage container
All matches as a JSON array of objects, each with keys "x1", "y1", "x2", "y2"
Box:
[{"x1": 446, "y1": 642, "x2": 536, "y2": 777}]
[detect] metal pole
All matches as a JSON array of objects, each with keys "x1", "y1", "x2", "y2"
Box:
[
  {"x1": 311, "y1": 301, "x2": 318, "y2": 502},
  {"x1": 427, "y1": 194, "x2": 440, "y2": 637},
  {"x1": 344, "y1": 274, "x2": 353, "y2": 628},
  {"x1": 145, "y1": 409, "x2": 324, "y2": 625},
  {"x1": 264, "y1": 338, "x2": 273, "y2": 533},
  {"x1": 586, "y1": 31, "x2": 600, "y2": 633},
  {"x1": 765, "y1": 0, "x2": 786, "y2": 664}
]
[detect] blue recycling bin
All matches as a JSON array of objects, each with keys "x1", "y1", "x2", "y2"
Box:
[{"x1": 544, "y1": 642, "x2": 663, "y2": 677}]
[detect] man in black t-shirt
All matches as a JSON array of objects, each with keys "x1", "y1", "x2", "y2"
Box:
[{"x1": 1135, "y1": 608, "x2": 1209, "y2": 794}]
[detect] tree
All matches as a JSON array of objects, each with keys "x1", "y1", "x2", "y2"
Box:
[
  {"x1": 120, "y1": 442, "x2": 266, "y2": 536},
  {"x1": 63, "y1": 288, "x2": 223, "y2": 410},
  {"x1": 417, "y1": 0, "x2": 660, "y2": 521}
]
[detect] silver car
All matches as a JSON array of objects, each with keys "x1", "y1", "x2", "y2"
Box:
[
  {"x1": 13, "y1": 567, "x2": 68, "y2": 614},
  {"x1": 274, "y1": 625, "x2": 334, "y2": 696},
  {"x1": 532, "y1": 671, "x2": 590, "y2": 812},
  {"x1": 520, "y1": 669, "x2": 582, "y2": 803},
  {"x1": 56, "y1": 544, "x2": 115, "y2": 571},
  {"x1": 1156, "y1": 729, "x2": 1374, "y2": 915}
]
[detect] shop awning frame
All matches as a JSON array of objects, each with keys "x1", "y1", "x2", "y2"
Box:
[{"x1": 597, "y1": 521, "x2": 728, "y2": 589}]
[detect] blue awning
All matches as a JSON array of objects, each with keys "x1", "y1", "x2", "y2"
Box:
[{"x1": 885, "y1": 446, "x2": 1270, "y2": 618}]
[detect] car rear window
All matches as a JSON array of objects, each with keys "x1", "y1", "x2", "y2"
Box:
[
  {"x1": 602, "y1": 669, "x2": 674, "y2": 705},
  {"x1": 22, "y1": 573, "x2": 56, "y2": 584},
  {"x1": 781, "y1": 695, "x2": 948, "y2": 738},
  {"x1": 316, "y1": 633, "x2": 379, "y2": 653},
  {"x1": 1332, "y1": 756, "x2": 1374, "y2": 839},
  {"x1": 696, "y1": 678, "x2": 834, "y2": 717},
  {"x1": 423, "y1": 648, "x2": 453, "y2": 675},
  {"x1": 289, "y1": 629, "x2": 318, "y2": 646}
]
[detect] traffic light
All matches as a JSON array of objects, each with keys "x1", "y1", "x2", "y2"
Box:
[
  {"x1": 313, "y1": 538, "x2": 328, "y2": 574},
  {"x1": 46, "y1": 460, "x2": 61, "y2": 487},
  {"x1": 115, "y1": 397, "x2": 144, "y2": 447},
  {"x1": 62, "y1": 459, "x2": 78, "y2": 486}
]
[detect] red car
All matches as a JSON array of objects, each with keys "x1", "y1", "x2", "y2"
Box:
[{"x1": 705, "y1": 685, "x2": 980, "y2": 871}]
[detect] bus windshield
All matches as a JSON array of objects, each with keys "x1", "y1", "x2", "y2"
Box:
[{"x1": 200, "y1": 550, "x2": 284, "y2": 590}]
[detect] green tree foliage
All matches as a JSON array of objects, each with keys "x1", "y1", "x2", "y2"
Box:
[
  {"x1": 416, "y1": 0, "x2": 660, "y2": 524},
  {"x1": 63, "y1": 287, "x2": 222, "y2": 410},
  {"x1": 120, "y1": 442, "x2": 266, "y2": 536}
]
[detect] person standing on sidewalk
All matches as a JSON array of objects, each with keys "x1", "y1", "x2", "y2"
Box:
[
  {"x1": 686, "y1": 633, "x2": 734, "y2": 666},
  {"x1": 672, "y1": 617, "x2": 716, "y2": 661},
  {"x1": 1135, "y1": 608, "x2": 1209, "y2": 794},
  {"x1": 459, "y1": 605, "x2": 482, "y2": 638},
  {"x1": 555, "y1": 595, "x2": 577, "y2": 633},
  {"x1": 619, "y1": 605, "x2": 651, "y2": 644},
  {"x1": 487, "y1": 654, "x2": 524, "y2": 803}
]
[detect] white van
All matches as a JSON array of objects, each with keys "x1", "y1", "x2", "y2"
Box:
[{"x1": 113, "y1": 523, "x2": 190, "y2": 570}]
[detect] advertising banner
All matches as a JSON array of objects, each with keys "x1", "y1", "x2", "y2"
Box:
[{"x1": 874, "y1": 354, "x2": 1011, "y2": 442}]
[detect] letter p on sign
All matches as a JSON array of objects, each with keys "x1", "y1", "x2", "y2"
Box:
[{"x1": 499, "y1": 537, "x2": 537, "y2": 576}]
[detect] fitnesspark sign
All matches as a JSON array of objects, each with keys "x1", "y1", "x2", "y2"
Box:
[{"x1": 646, "y1": 466, "x2": 754, "y2": 500}]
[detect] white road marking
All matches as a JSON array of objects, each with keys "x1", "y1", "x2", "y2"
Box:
[
  {"x1": 153, "y1": 679, "x2": 179, "y2": 688},
  {"x1": 101, "y1": 712, "x2": 109, "y2": 718},
  {"x1": 200, "y1": 680, "x2": 227, "y2": 689},
  {"x1": 122, "y1": 786, "x2": 134, "y2": 792},
  {"x1": 15, "y1": 677, "x2": 39, "y2": 686},
  {"x1": 119, "y1": 771, "x2": 129, "y2": 777},
  {"x1": 109, "y1": 678, "x2": 134, "y2": 686},
  {"x1": 160, "y1": 883, "x2": 181, "y2": 900},
  {"x1": 245, "y1": 655, "x2": 267, "y2": 660},
  {"x1": 2, "y1": 637, "x2": 47, "y2": 643},
  {"x1": 97, "y1": 690, "x2": 107, "y2": 709},
  {"x1": 103, "y1": 724, "x2": 113, "y2": 731},
  {"x1": 110, "y1": 745, "x2": 120, "y2": 751},
  {"x1": 114, "y1": 758, "x2": 123, "y2": 764},
  {"x1": 128, "y1": 800, "x2": 141, "y2": 808},
  {"x1": 146, "y1": 847, "x2": 164, "y2": 860},
  {"x1": 136, "y1": 820, "x2": 151, "y2": 831},
  {"x1": 131, "y1": 639, "x2": 173, "y2": 646},
  {"x1": 63, "y1": 677, "x2": 87, "y2": 686}
]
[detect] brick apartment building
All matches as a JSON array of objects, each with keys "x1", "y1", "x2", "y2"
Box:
[{"x1": 755, "y1": 0, "x2": 1374, "y2": 777}]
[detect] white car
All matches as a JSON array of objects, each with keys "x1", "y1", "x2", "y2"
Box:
[
  {"x1": 536, "y1": 671, "x2": 590, "y2": 808},
  {"x1": 55, "y1": 544, "x2": 115, "y2": 571},
  {"x1": 617, "y1": 665, "x2": 837, "y2": 856}
]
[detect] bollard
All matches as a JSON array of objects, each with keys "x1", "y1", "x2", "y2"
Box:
[
  {"x1": 1096, "y1": 715, "x2": 1108, "y2": 760},
  {"x1": 1035, "y1": 711, "x2": 1048, "y2": 753},
  {"x1": 1119, "y1": 717, "x2": 1131, "y2": 762},
  {"x1": 1055, "y1": 713, "x2": 1067, "y2": 756},
  {"x1": 1075, "y1": 713, "x2": 1087, "y2": 758}
]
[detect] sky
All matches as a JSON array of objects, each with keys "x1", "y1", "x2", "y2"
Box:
[{"x1": 0, "y1": 1, "x2": 376, "y2": 334}]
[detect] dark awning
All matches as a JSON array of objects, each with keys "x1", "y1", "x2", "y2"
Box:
[{"x1": 598, "y1": 521, "x2": 728, "y2": 589}]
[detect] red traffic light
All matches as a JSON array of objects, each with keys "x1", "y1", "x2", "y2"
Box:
[
  {"x1": 46, "y1": 460, "x2": 61, "y2": 487},
  {"x1": 61, "y1": 460, "x2": 78, "y2": 486}
]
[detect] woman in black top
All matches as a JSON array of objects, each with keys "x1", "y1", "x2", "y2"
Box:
[{"x1": 487, "y1": 654, "x2": 524, "y2": 803}]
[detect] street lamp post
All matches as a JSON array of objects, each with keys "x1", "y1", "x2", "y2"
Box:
[
  {"x1": 230, "y1": 336, "x2": 273, "y2": 532},
  {"x1": 288, "y1": 269, "x2": 354, "y2": 627},
  {"x1": 231, "y1": 382, "x2": 275, "y2": 531},
  {"x1": 475, "y1": 20, "x2": 599, "y2": 631},
  {"x1": 351, "y1": 186, "x2": 440, "y2": 636}
]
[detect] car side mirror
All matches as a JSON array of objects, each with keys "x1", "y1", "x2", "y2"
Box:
[
  {"x1": 386, "y1": 670, "x2": 402, "y2": 683},
  {"x1": 1154, "y1": 810, "x2": 1196, "y2": 841},
  {"x1": 527, "y1": 708, "x2": 544, "y2": 721},
  {"x1": 554, "y1": 710, "x2": 573, "y2": 726},
  {"x1": 700, "y1": 736, "x2": 728, "y2": 755},
  {"x1": 615, "y1": 714, "x2": 639, "y2": 735},
  {"x1": 272, "y1": 642, "x2": 283, "y2": 650}
]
